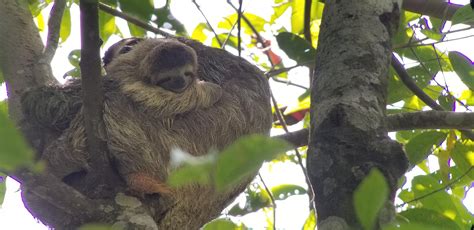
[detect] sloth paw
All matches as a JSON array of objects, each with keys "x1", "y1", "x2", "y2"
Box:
[{"x1": 126, "y1": 172, "x2": 172, "y2": 197}]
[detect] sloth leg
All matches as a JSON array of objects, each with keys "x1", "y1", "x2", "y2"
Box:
[{"x1": 126, "y1": 172, "x2": 172, "y2": 196}]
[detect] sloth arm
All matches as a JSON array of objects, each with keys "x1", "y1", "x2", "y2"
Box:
[
  {"x1": 103, "y1": 93, "x2": 171, "y2": 195},
  {"x1": 120, "y1": 79, "x2": 222, "y2": 117}
]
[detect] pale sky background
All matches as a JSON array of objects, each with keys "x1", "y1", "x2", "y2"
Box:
[{"x1": 1, "y1": 0, "x2": 474, "y2": 229}]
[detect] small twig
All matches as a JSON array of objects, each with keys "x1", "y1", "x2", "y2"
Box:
[
  {"x1": 98, "y1": 2, "x2": 173, "y2": 38},
  {"x1": 192, "y1": 0, "x2": 222, "y2": 47},
  {"x1": 43, "y1": 0, "x2": 67, "y2": 64},
  {"x1": 303, "y1": 0, "x2": 312, "y2": 44},
  {"x1": 270, "y1": 92, "x2": 315, "y2": 205},
  {"x1": 265, "y1": 61, "x2": 314, "y2": 77},
  {"x1": 394, "y1": 26, "x2": 474, "y2": 49},
  {"x1": 226, "y1": 0, "x2": 275, "y2": 65},
  {"x1": 397, "y1": 33, "x2": 474, "y2": 49},
  {"x1": 397, "y1": 166, "x2": 473, "y2": 208},
  {"x1": 391, "y1": 54, "x2": 443, "y2": 110},
  {"x1": 271, "y1": 77, "x2": 308, "y2": 90},
  {"x1": 258, "y1": 173, "x2": 276, "y2": 230},
  {"x1": 237, "y1": 0, "x2": 243, "y2": 56},
  {"x1": 222, "y1": 18, "x2": 238, "y2": 48}
]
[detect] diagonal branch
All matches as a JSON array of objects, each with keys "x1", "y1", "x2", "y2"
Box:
[
  {"x1": 98, "y1": 2, "x2": 173, "y2": 38},
  {"x1": 192, "y1": 0, "x2": 222, "y2": 47},
  {"x1": 43, "y1": 0, "x2": 67, "y2": 64},
  {"x1": 391, "y1": 54, "x2": 443, "y2": 111}
]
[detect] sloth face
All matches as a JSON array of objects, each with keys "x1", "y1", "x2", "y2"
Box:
[{"x1": 104, "y1": 38, "x2": 198, "y2": 93}]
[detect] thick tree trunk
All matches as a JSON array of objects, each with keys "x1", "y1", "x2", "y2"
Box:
[
  {"x1": 307, "y1": 0, "x2": 408, "y2": 229},
  {"x1": 0, "y1": 0, "x2": 56, "y2": 118}
]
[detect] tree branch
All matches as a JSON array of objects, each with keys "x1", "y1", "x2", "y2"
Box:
[
  {"x1": 275, "y1": 111, "x2": 474, "y2": 147},
  {"x1": 391, "y1": 54, "x2": 474, "y2": 140},
  {"x1": 98, "y1": 2, "x2": 173, "y2": 38},
  {"x1": 80, "y1": 0, "x2": 123, "y2": 195},
  {"x1": 43, "y1": 0, "x2": 67, "y2": 64},
  {"x1": 192, "y1": 0, "x2": 222, "y2": 47},
  {"x1": 391, "y1": 54, "x2": 443, "y2": 110},
  {"x1": 303, "y1": 0, "x2": 312, "y2": 44},
  {"x1": 0, "y1": 0, "x2": 56, "y2": 120},
  {"x1": 402, "y1": 0, "x2": 468, "y2": 24},
  {"x1": 387, "y1": 111, "x2": 474, "y2": 131},
  {"x1": 11, "y1": 170, "x2": 109, "y2": 222}
]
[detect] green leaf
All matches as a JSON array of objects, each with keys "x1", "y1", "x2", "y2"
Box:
[
  {"x1": 28, "y1": 0, "x2": 49, "y2": 17},
  {"x1": 276, "y1": 32, "x2": 315, "y2": 65},
  {"x1": 451, "y1": 5, "x2": 474, "y2": 25},
  {"x1": 228, "y1": 186, "x2": 271, "y2": 216},
  {"x1": 203, "y1": 218, "x2": 244, "y2": 230},
  {"x1": 383, "y1": 222, "x2": 451, "y2": 230},
  {"x1": 0, "y1": 107, "x2": 34, "y2": 171},
  {"x1": 154, "y1": 6, "x2": 187, "y2": 36},
  {"x1": 405, "y1": 131, "x2": 447, "y2": 165},
  {"x1": 127, "y1": 22, "x2": 146, "y2": 37},
  {"x1": 0, "y1": 173, "x2": 6, "y2": 206},
  {"x1": 167, "y1": 162, "x2": 212, "y2": 187},
  {"x1": 451, "y1": 142, "x2": 474, "y2": 181},
  {"x1": 459, "y1": 90, "x2": 474, "y2": 106},
  {"x1": 191, "y1": 23, "x2": 209, "y2": 42},
  {"x1": 118, "y1": 0, "x2": 154, "y2": 20},
  {"x1": 99, "y1": 11, "x2": 116, "y2": 44},
  {"x1": 60, "y1": 7, "x2": 71, "y2": 43},
  {"x1": 354, "y1": 168, "x2": 389, "y2": 230},
  {"x1": 218, "y1": 13, "x2": 267, "y2": 35},
  {"x1": 420, "y1": 29, "x2": 442, "y2": 41},
  {"x1": 387, "y1": 68, "x2": 413, "y2": 104},
  {"x1": 398, "y1": 208, "x2": 461, "y2": 230},
  {"x1": 270, "y1": 1, "x2": 291, "y2": 24},
  {"x1": 401, "y1": 46, "x2": 451, "y2": 73},
  {"x1": 271, "y1": 184, "x2": 306, "y2": 200},
  {"x1": 438, "y1": 94, "x2": 455, "y2": 111},
  {"x1": 449, "y1": 51, "x2": 474, "y2": 90},
  {"x1": 68, "y1": 49, "x2": 81, "y2": 67},
  {"x1": 411, "y1": 175, "x2": 473, "y2": 229},
  {"x1": 302, "y1": 209, "x2": 316, "y2": 230},
  {"x1": 215, "y1": 135, "x2": 290, "y2": 191},
  {"x1": 290, "y1": 0, "x2": 305, "y2": 34},
  {"x1": 289, "y1": 0, "x2": 322, "y2": 34}
]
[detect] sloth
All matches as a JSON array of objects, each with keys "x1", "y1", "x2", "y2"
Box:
[{"x1": 21, "y1": 37, "x2": 272, "y2": 229}]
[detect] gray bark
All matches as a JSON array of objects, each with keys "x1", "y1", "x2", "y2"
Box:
[{"x1": 308, "y1": 0, "x2": 408, "y2": 229}]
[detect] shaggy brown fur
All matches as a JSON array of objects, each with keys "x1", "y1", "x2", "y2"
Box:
[{"x1": 21, "y1": 37, "x2": 272, "y2": 229}]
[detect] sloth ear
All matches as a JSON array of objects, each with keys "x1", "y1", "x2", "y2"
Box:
[{"x1": 103, "y1": 37, "x2": 144, "y2": 67}]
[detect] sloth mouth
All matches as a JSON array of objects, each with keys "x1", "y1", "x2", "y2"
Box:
[{"x1": 151, "y1": 76, "x2": 190, "y2": 93}]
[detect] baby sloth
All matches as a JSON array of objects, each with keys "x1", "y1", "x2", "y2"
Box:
[
  {"x1": 107, "y1": 38, "x2": 222, "y2": 117},
  {"x1": 43, "y1": 39, "x2": 222, "y2": 196}
]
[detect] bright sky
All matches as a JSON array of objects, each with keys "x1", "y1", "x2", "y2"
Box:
[{"x1": 0, "y1": 0, "x2": 473, "y2": 229}]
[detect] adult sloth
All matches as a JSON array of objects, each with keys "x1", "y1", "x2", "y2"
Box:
[{"x1": 21, "y1": 37, "x2": 272, "y2": 229}]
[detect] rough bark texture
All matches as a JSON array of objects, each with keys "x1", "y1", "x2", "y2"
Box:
[
  {"x1": 307, "y1": 0, "x2": 408, "y2": 229},
  {"x1": 0, "y1": 0, "x2": 57, "y2": 152}
]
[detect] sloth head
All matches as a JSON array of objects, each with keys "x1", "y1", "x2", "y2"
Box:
[{"x1": 104, "y1": 38, "x2": 198, "y2": 93}]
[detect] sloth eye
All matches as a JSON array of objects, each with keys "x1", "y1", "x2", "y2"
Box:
[
  {"x1": 184, "y1": 72, "x2": 194, "y2": 78},
  {"x1": 119, "y1": 46, "x2": 133, "y2": 54}
]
